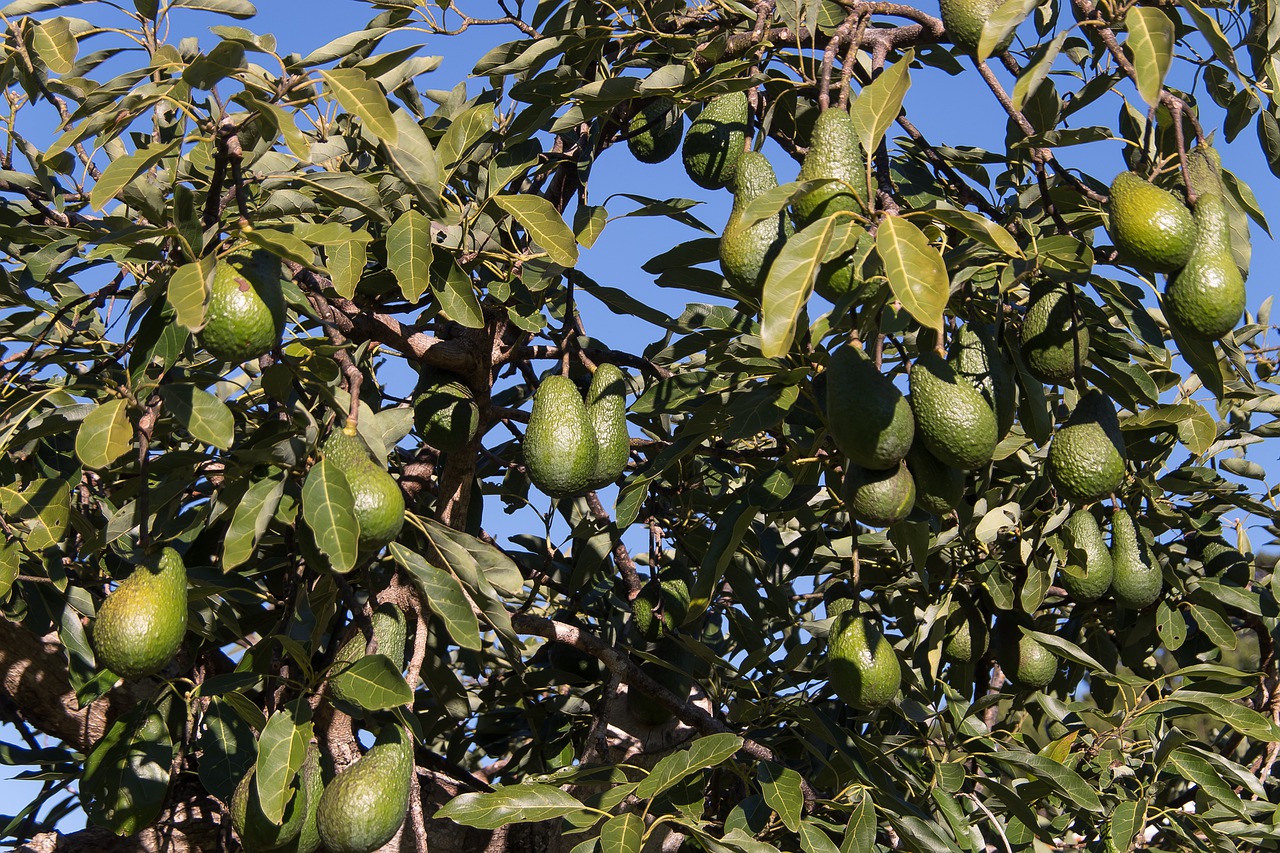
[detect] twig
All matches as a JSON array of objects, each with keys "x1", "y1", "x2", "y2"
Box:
[{"x1": 586, "y1": 491, "x2": 642, "y2": 600}]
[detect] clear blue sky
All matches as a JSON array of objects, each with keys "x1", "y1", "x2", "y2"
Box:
[{"x1": 3, "y1": 0, "x2": 1278, "y2": 836}]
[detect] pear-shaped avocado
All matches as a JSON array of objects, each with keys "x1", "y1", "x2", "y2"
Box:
[
  {"x1": 1021, "y1": 285, "x2": 1090, "y2": 385},
  {"x1": 1164, "y1": 192, "x2": 1245, "y2": 340},
  {"x1": 626, "y1": 638, "x2": 694, "y2": 727},
  {"x1": 826, "y1": 344, "x2": 915, "y2": 471},
  {"x1": 316, "y1": 734, "x2": 413, "y2": 853},
  {"x1": 996, "y1": 622, "x2": 1058, "y2": 689},
  {"x1": 844, "y1": 460, "x2": 916, "y2": 527},
  {"x1": 232, "y1": 744, "x2": 321, "y2": 853},
  {"x1": 942, "y1": 593, "x2": 989, "y2": 664},
  {"x1": 795, "y1": 107, "x2": 867, "y2": 225},
  {"x1": 950, "y1": 324, "x2": 1016, "y2": 440},
  {"x1": 1198, "y1": 538, "x2": 1250, "y2": 583},
  {"x1": 1058, "y1": 508, "x2": 1114, "y2": 603},
  {"x1": 1110, "y1": 509, "x2": 1162, "y2": 610},
  {"x1": 1046, "y1": 390, "x2": 1126, "y2": 505},
  {"x1": 907, "y1": 441, "x2": 965, "y2": 515},
  {"x1": 827, "y1": 611, "x2": 901, "y2": 710},
  {"x1": 523, "y1": 375, "x2": 599, "y2": 498},
  {"x1": 627, "y1": 97, "x2": 683, "y2": 164},
  {"x1": 1186, "y1": 144, "x2": 1225, "y2": 197},
  {"x1": 413, "y1": 368, "x2": 480, "y2": 453},
  {"x1": 585, "y1": 363, "x2": 630, "y2": 490},
  {"x1": 329, "y1": 603, "x2": 408, "y2": 709},
  {"x1": 908, "y1": 351, "x2": 998, "y2": 471},
  {"x1": 199, "y1": 250, "x2": 286, "y2": 363},
  {"x1": 93, "y1": 547, "x2": 188, "y2": 678},
  {"x1": 681, "y1": 92, "x2": 748, "y2": 190},
  {"x1": 322, "y1": 427, "x2": 405, "y2": 555},
  {"x1": 719, "y1": 151, "x2": 789, "y2": 292},
  {"x1": 940, "y1": 0, "x2": 1014, "y2": 53},
  {"x1": 1106, "y1": 172, "x2": 1195, "y2": 274}
]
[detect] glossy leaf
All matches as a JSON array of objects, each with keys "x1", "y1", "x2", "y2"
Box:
[
  {"x1": 301, "y1": 459, "x2": 359, "y2": 574},
  {"x1": 877, "y1": 215, "x2": 949, "y2": 333},
  {"x1": 75, "y1": 399, "x2": 133, "y2": 470},
  {"x1": 1124, "y1": 7, "x2": 1174, "y2": 107}
]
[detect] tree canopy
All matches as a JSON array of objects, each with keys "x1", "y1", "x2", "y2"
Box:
[{"x1": 1, "y1": 0, "x2": 1279, "y2": 851}]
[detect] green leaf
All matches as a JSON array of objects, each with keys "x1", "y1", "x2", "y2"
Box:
[
  {"x1": 331, "y1": 655, "x2": 412, "y2": 710},
  {"x1": 493, "y1": 195, "x2": 579, "y2": 267},
  {"x1": 736, "y1": 179, "x2": 829, "y2": 230},
  {"x1": 988, "y1": 749, "x2": 1103, "y2": 812},
  {"x1": 380, "y1": 108, "x2": 443, "y2": 213},
  {"x1": 171, "y1": 0, "x2": 257, "y2": 16},
  {"x1": 800, "y1": 820, "x2": 841, "y2": 853},
  {"x1": 81, "y1": 702, "x2": 173, "y2": 835},
  {"x1": 926, "y1": 206, "x2": 1023, "y2": 258},
  {"x1": 168, "y1": 256, "x2": 214, "y2": 332},
  {"x1": 1012, "y1": 32, "x2": 1067, "y2": 111},
  {"x1": 254, "y1": 704, "x2": 310, "y2": 825},
  {"x1": 978, "y1": 0, "x2": 1037, "y2": 61},
  {"x1": 197, "y1": 698, "x2": 256, "y2": 803},
  {"x1": 849, "y1": 50, "x2": 912, "y2": 155},
  {"x1": 600, "y1": 813, "x2": 643, "y2": 852},
  {"x1": 75, "y1": 399, "x2": 133, "y2": 470},
  {"x1": 1176, "y1": 0, "x2": 1241, "y2": 80},
  {"x1": 222, "y1": 470, "x2": 285, "y2": 571},
  {"x1": 1108, "y1": 799, "x2": 1145, "y2": 852},
  {"x1": 301, "y1": 459, "x2": 359, "y2": 574},
  {"x1": 319, "y1": 68, "x2": 397, "y2": 144},
  {"x1": 758, "y1": 762, "x2": 804, "y2": 833},
  {"x1": 390, "y1": 542, "x2": 482, "y2": 651},
  {"x1": 160, "y1": 384, "x2": 234, "y2": 450},
  {"x1": 387, "y1": 210, "x2": 433, "y2": 303},
  {"x1": 841, "y1": 792, "x2": 876, "y2": 853},
  {"x1": 246, "y1": 227, "x2": 317, "y2": 269},
  {"x1": 1189, "y1": 604, "x2": 1238, "y2": 650},
  {"x1": 438, "y1": 103, "x2": 495, "y2": 177},
  {"x1": 429, "y1": 255, "x2": 484, "y2": 329},
  {"x1": 89, "y1": 141, "x2": 179, "y2": 211},
  {"x1": 635, "y1": 733, "x2": 743, "y2": 799},
  {"x1": 32, "y1": 16, "x2": 76, "y2": 74},
  {"x1": 436, "y1": 784, "x2": 592, "y2": 829},
  {"x1": 877, "y1": 215, "x2": 949, "y2": 333},
  {"x1": 327, "y1": 238, "x2": 367, "y2": 299},
  {"x1": 1023, "y1": 628, "x2": 1107, "y2": 673},
  {"x1": 1124, "y1": 7, "x2": 1174, "y2": 108},
  {"x1": 1155, "y1": 601, "x2": 1188, "y2": 651},
  {"x1": 761, "y1": 216, "x2": 855, "y2": 357},
  {"x1": 1168, "y1": 748, "x2": 1244, "y2": 815}
]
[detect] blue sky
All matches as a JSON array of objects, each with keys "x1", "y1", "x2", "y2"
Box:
[{"x1": 3, "y1": 0, "x2": 1278, "y2": 836}]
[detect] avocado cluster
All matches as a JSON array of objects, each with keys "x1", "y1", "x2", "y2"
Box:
[{"x1": 523, "y1": 364, "x2": 630, "y2": 499}]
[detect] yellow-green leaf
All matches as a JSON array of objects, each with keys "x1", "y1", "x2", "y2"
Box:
[
  {"x1": 386, "y1": 209, "x2": 433, "y2": 303},
  {"x1": 301, "y1": 459, "x2": 358, "y2": 574},
  {"x1": 75, "y1": 398, "x2": 133, "y2": 469},
  {"x1": 159, "y1": 384, "x2": 234, "y2": 450},
  {"x1": 319, "y1": 68, "x2": 397, "y2": 145},
  {"x1": 327, "y1": 238, "x2": 366, "y2": 299},
  {"x1": 1012, "y1": 32, "x2": 1067, "y2": 112},
  {"x1": 849, "y1": 50, "x2": 912, "y2": 156},
  {"x1": 876, "y1": 216, "x2": 949, "y2": 333},
  {"x1": 254, "y1": 704, "x2": 310, "y2": 825},
  {"x1": 168, "y1": 256, "x2": 215, "y2": 332},
  {"x1": 32, "y1": 16, "x2": 76, "y2": 74},
  {"x1": 978, "y1": 0, "x2": 1037, "y2": 61},
  {"x1": 761, "y1": 216, "x2": 856, "y2": 357},
  {"x1": 1125, "y1": 7, "x2": 1174, "y2": 108},
  {"x1": 89, "y1": 141, "x2": 179, "y2": 211},
  {"x1": 222, "y1": 471, "x2": 285, "y2": 571},
  {"x1": 493, "y1": 194, "x2": 578, "y2": 267}
]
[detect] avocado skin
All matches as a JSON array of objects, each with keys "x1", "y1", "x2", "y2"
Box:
[
  {"x1": 1046, "y1": 390, "x2": 1126, "y2": 505},
  {"x1": 720, "y1": 152, "x2": 789, "y2": 292},
  {"x1": 1106, "y1": 172, "x2": 1195, "y2": 274},
  {"x1": 950, "y1": 324, "x2": 1016, "y2": 440},
  {"x1": 1058, "y1": 508, "x2": 1114, "y2": 603},
  {"x1": 322, "y1": 428, "x2": 405, "y2": 555},
  {"x1": 584, "y1": 363, "x2": 630, "y2": 490},
  {"x1": 413, "y1": 369, "x2": 479, "y2": 453},
  {"x1": 93, "y1": 547, "x2": 187, "y2": 679},
  {"x1": 942, "y1": 595, "x2": 989, "y2": 664},
  {"x1": 632, "y1": 577, "x2": 691, "y2": 642},
  {"x1": 329, "y1": 603, "x2": 408, "y2": 708},
  {"x1": 940, "y1": 0, "x2": 1014, "y2": 53},
  {"x1": 828, "y1": 611, "x2": 901, "y2": 710},
  {"x1": 1164, "y1": 192, "x2": 1245, "y2": 340},
  {"x1": 316, "y1": 737, "x2": 412, "y2": 853},
  {"x1": 524, "y1": 375, "x2": 599, "y2": 499},
  {"x1": 794, "y1": 108, "x2": 867, "y2": 225},
  {"x1": 200, "y1": 250, "x2": 286, "y2": 363},
  {"x1": 1110, "y1": 509, "x2": 1162, "y2": 610},
  {"x1": 844, "y1": 461, "x2": 916, "y2": 527},
  {"x1": 995, "y1": 620, "x2": 1057, "y2": 689},
  {"x1": 681, "y1": 92, "x2": 748, "y2": 190},
  {"x1": 1021, "y1": 285, "x2": 1090, "y2": 385},
  {"x1": 826, "y1": 345, "x2": 914, "y2": 471},
  {"x1": 907, "y1": 442, "x2": 965, "y2": 515},
  {"x1": 908, "y1": 352, "x2": 998, "y2": 471},
  {"x1": 628, "y1": 97, "x2": 683, "y2": 164}
]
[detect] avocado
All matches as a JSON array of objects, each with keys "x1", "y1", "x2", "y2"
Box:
[
  {"x1": 950, "y1": 324, "x2": 1016, "y2": 440},
  {"x1": 523, "y1": 375, "x2": 599, "y2": 498},
  {"x1": 827, "y1": 611, "x2": 901, "y2": 710},
  {"x1": 1046, "y1": 390, "x2": 1126, "y2": 505},
  {"x1": 1110, "y1": 509, "x2": 1162, "y2": 610},
  {"x1": 413, "y1": 369, "x2": 480, "y2": 453},
  {"x1": 720, "y1": 151, "x2": 789, "y2": 292},
  {"x1": 1185, "y1": 144, "x2": 1224, "y2": 197},
  {"x1": 1198, "y1": 538, "x2": 1249, "y2": 582},
  {"x1": 907, "y1": 441, "x2": 965, "y2": 515},
  {"x1": 940, "y1": 0, "x2": 1014, "y2": 53},
  {"x1": 908, "y1": 351, "x2": 998, "y2": 471},
  {"x1": 681, "y1": 92, "x2": 748, "y2": 190},
  {"x1": 1106, "y1": 171, "x2": 1195, "y2": 274},
  {"x1": 1164, "y1": 191, "x2": 1245, "y2": 340},
  {"x1": 826, "y1": 344, "x2": 915, "y2": 471},
  {"x1": 329, "y1": 603, "x2": 408, "y2": 708},
  {"x1": 794, "y1": 107, "x2": 867, "y2": 226},
  {"x1": 1021, "y1": 285, "x2": 1090, "y2": 385},
  {"x1": 626, "y1": 638, "x2": 694, "y2": 726},
  {"x1": 584, "y1": 363, "x2": 630, "y2": 490},
  {"x1": 627, "y1": 97, "x2": 683, "y2": 164},
  {"x1": 316, "y1": 733, "x2": 413, "y2": 853},
  {"x1": 996, "y1": 622, "x2": 1058, "y2": 689},
  {"x1": 322, "y1": 427, "x2": 405, "y2": 555},
  {"x1": 632, "y1": 577, "x2": 691, "y2": 642},
  {"x1": 824, "y1": 581, "x2": 857, "y2": 619},
  {"x1": 942, "y1": 594, "x2": 989, "y2": 664},
  {"x1": 93, "y1": 547, "x2": 188, "y2": 678},
  {"x1": 1058, "y1": 508, "x2": 1114, "y2": 603},
  {"x1": 843, "y1": 460, "x2": 916, "y2": 527},
  {"x1": 232, "y1": 744, "x2": 322, "y2": 853},
  {"x1": 199, "y1": 250, "x2": 286, "y2": 363}
]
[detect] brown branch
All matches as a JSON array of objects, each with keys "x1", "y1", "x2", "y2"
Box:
[{"x1": 586, "y1": 491, "x2": 643, "y2": 600}]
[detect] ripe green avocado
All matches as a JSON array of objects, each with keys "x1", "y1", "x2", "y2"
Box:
[
  {"x1": 199, "y1": 250, "x2": 286, "y2": 363},
  {"x1": 681, "y1": 92, "x2": 748, "y2": 190},
  {"x1": 627, "y1": 97, "x2": 683, "y2": 164},
  {"x1": 826, "y1": 344, "x2": 914, "y2": 471},
  {"x1": 908, "y1": 351, "x2": 998, "y2": 471},
  {"x1": 316, "y1": 733, "x2": 413, "y2": 853},
  {"x1": 1058, "y1": 508, "x2": 1114, "y2": 603},
  {"x1": 524, "y1": 375, "x2": 599, "y2": 498},
  {"x1": 585, "y1": 363, "x2": 631, "y2": 490},
  {"x1": 93, "y1": 547, "x2": 188, "y2": 679},
  {"x1": 1046, "y1": 390, "x2": 1126, "y2": 505},
  {"x1": 720, "y1": 151, "x2": 789, "y2": 293},
  {"x1": 632, "y1": 576, "x2": 692, "y2": 642},
  {"x1": 907, "y1": 442, "x2": 965, "y2": 516},
  {"x1": 950, "y1": 324, "x2": 1016, "y2": 440},
  {"x1": 794, "y1": 107, "x2": 867, "y2": 226},
  {"x1": 1110, "y1": 509, "x2": 1162, "y2": 610},
  {"x1": 1000, "y1": 626, "x2": 1058, "y2": 690},
  {"x1": 232, "y1": 744, "x2": 322, "y2": 853},
  {"x1": 827, "y1": 611, "x2": 901, "y2": 710},
  {"x1": 1164, "y1": 192, "x2": 1245, "y2": 340},
  {"x1": 1106, "y1": 171, "x2": 1195, "y2": 274},
  {"x1": 844, "y1": 460, "x2": 916, "y2": 527},
  {"x1": 329, "y1": 603, "x2": 408, "y2": 709},
  {"x1": 1021, "y1": 285, "x2": 1090, "y2": 385},
  {"x1": 413, "y1": 369, "x2": 480, "y2": 453},
  {"x1": 940, "y1": 0, "x2": 1014, "y2": 53},
  {"x1": 942, "y1": 594, "x2": 989, "y2": 665},
  {"x1": 322, "y1": 427, "x2": 405, "y2": 555}
]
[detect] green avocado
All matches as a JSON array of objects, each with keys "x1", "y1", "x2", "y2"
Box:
[
  {"x1": 950, "y1": 324, "x2": 1016, "y2": 440},
  {"x1": 681, "y1": 92, "x2": 748, "y2": 190},
  {"x1": 413, "y1": 369, "x2": 480, "y2": 453},
  {"x1": 632, "y1": 577, "x2": 691, "y2": 642},
  {"x1": 827, "y1": 611, "x2": 901, "y2": 710},
  {"x1": 997, "y1": 623, "x2": 1058, "y2": 690},
  {"x1": 1046, "y1": 390, "x2": 1126, "y2": 505},
  {"x1": 316, "y1": 733, "x2": 413, "y2": 853},
  {"x1": 199, "y1": 250, "x2": 286, "y2": 363},
  {"x1": 844, "y1": 460, "x2": 916, "y2": 527},
  {"x1": 1164, "y1": 191, "x2": 1246, "y2": 340},
  {"x1": 1058, "y1": 508, "x2": 1114, "y2": 603},
  {"x1": 942, "y1": 593, "x2": 989, "y2": 665},
  {"x1": 826, "y1": 344, "x2": 915, "y2": 471},
  {"x1": 523, "y1": 375, "x2": 599, "y2": 498},
  {"x1": 627, "y1": 97, "x2": 683, "y2": 164},
  {"x1": 907, "y1": 441, "x2": 965, "y2": 516},
  {"x1": 329, "y1": 603, "x2": 408, "y2": 709},
  {"x1": 585, "y1": 364, "x2": 630, "y2": 490},
  {"x1": 1110, "y1": 509, "x2": 1162, "y2": 610},
  {"x1": 1106, "y1": 171, "x2": 1195, "y2": 274},
  {"x1": 908, "y1": 351, "x2": 998, "y2": 471},
  {"x1": 794, "y1": 107, "x2": 867, "y2": 226},
  {"x1": 322, "y1": 427, "x2": 405, "y2": 555},
  {"x1": 720, "y1": 151, "x2": 789, "y2": 292},
  {"x1": 940, "y1": 0, "x2": 1014, "y2": 53},
  {"x1": 93, "y1": 547, "x2": 188, "y2": 679},
  {"x1": 1021, "y1": 285, "x2": 1090, "y2": 385}
]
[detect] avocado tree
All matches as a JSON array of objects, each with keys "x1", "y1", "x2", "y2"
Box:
[{"x1": 3, "y1": 0, "x2": 1280, "y2": 849}]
